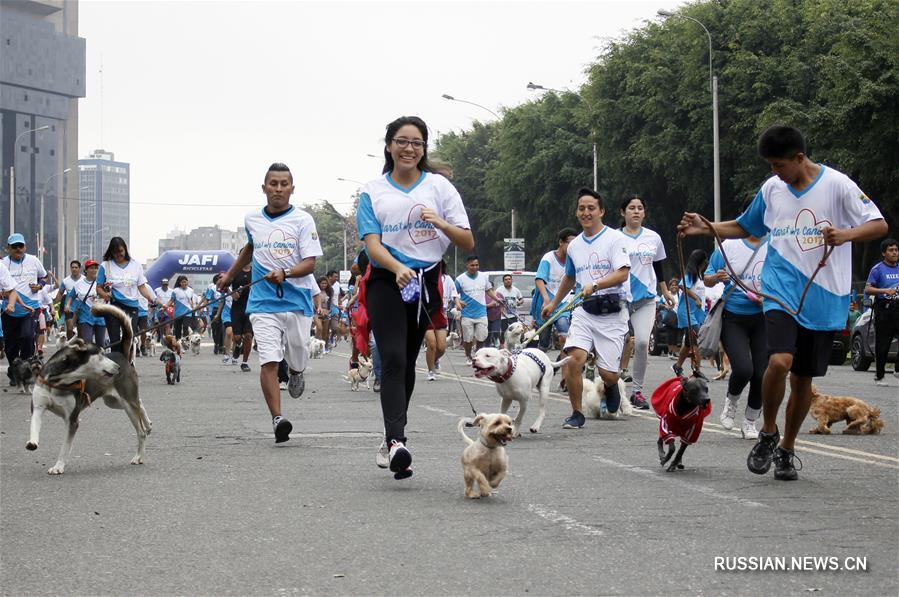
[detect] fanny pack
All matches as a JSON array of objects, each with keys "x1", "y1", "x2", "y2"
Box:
[{"x1": 581, "y1": 294, "x2": 622, "y2": 316}]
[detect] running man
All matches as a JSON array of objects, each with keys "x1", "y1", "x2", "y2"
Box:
[
  {"x1": 219, "y1": 162, "x2": 322, "y2": 444},
  {"x1": 542, "y1": 189, "x2": 631, "y2": 429},
  {"x1": 864, "y1": 238, "x2": 899, "y2": 385},
  {"x1": 455, "y1": 255, "x2": 499, "y2": 363},
  {"x1": 532, "y1": 228, "x2": 578, "y2": 352},
  {"x1": 679, "y1": 124, "x2": 886, "y2": 480}
]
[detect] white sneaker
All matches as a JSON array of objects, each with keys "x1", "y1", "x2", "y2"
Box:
[
  {"x1": 427, "y1": 370, "x2": 436, "y2": 381},
  {"x1": 375, "y1": 441, "x2": 389, "y2": 469},
  {"x1": 278, "y1": 381, "x2": 288, "y2": 391},
  {"x1": 465, "y1": 358, "x2": 473, "y2": 366},
  {"x1": 719, "y1": 397, "x2": 738, "y2": 430},
  {"x1": 388, "y1": 440, "x2": 412, "y2": 479},
  {"x1": 741, "y1": 418, "x2": 759, "y2": 440},
  {"x1": 221, "y1": 356, "x2": 233, "y2": 365},
  {"x1": 435, "y1": 359, "x2": 441, "y2": 371}
]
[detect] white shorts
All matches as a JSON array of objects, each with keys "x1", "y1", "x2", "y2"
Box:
[
  {"x1": 249, "y1": 311, "x2": 312, "y2": 372},
  {"x1": 564, "y1": 307, "x2": 630, "y2": 372},
  {"x1": 461, "y1": 316, "x2": 488, "y2": 343}
]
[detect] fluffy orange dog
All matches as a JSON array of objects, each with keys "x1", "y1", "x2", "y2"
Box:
[{"x1": 808, "y1": 385, "x2": 884, "y2": 435}]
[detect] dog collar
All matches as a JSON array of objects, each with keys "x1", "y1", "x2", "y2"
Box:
[
  {"x1": 488, "y1": 358, "x2": 515, "y2": 383},
  {"x1": 37, "y1": 376, "x2": 92, "y2": 407},
  {"x1": 479, "y1": 436, "x2": 499, "y2": 449}
]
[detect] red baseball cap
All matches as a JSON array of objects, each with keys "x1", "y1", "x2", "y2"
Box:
[{"x1": 84, "y1": 259, "x2": 100, "y2": 268}]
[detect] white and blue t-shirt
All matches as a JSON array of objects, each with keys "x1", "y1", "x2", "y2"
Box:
[
  {"x1": 0, "y1": 261, "x2": 16, "y2": 293},
  {"x1": 356, "y1": 172, "x2": 470, "y2": 269},
  {"x1": 532, "y1": 250, "x2": 580, "y2": 323},
  {"x1": 245, "y1": 205, "x2": 323, "y2": 316},
  {"x1": 705, "y1": 239, "x2": 768, "y2": 316},
  {"x1": 68, "y1": 277, "x2": 103, "y2": 326},
  {"x1": 737, "y1": 165, "x2": 883, "y2": 330},
  {"x1": 677, "y1": 274, "x2": 706, "y2": 328},
  {"x1": 155, "y1": 286, "x2": 173, "y2": 307},
  {"x1": 867, "y1": 261, "x2": 899, "y2": 306},
  {"x1": 171, "y1": 286, "x2": 197, "y2": 318},
  {"x1": 455, "y1": 272, "x2": 493, "y2": 319},
  {"x1": 205, "y1": 284, "x2": 221, "y2": 317},
  {"x1": 621, "y1": 227, "x2": 666, "y2": 303},
  {"x1": 97, "y1": 259, "x2": 147, "y2": 310},
  {"x1": 221, "y1": 295, "x2": 233, "y2": 324},
  {"x1": 61, "y1": 274, "x2": 82, "y2": 298},
  {"x1": 2, "y1": 254, "x2": 47, "y2": 317},
  {"x1": 564, "y1": 227, "x2": 631, "y2": 298}
]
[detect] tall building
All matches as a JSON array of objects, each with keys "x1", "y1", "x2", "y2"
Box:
[
  {"x1": 0, "y1": 0, "x2": 85, "y2": 273},
  {"x1": 77, "y1": 149, "x2": 129, "y2": 260},
  {"x1": 158, "y1": 225, "x2": 245, "y2": 257}
]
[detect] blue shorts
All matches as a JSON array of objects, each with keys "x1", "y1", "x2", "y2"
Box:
[{"x1": 554, "y1": 315, "x2": 571, "y2": 334}]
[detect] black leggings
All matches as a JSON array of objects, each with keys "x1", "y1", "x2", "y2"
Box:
[
  {"x1": 173, "y1": 316, "x2": 197, "y2": 340},
  {"x1": 720, "y1": 310, "x2": 767, "y2": 410},
  {"x1": 873, "y1": 305, "x2": 899, "y2": 379},
  {"x1": 366, "y1": 266, "x2": 441, "y2": 444},
  {"x1": 2, "y1": 312, "x2": 36, "y2": 368}
]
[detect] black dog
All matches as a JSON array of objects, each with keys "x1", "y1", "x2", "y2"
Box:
[
  {"x1": 159, "y1": 349, "x2": 181, "y2": 385},
  {"x1": 9, "y1": 354, "x2": 43, "y2": 394},
  {"x1": 651, "y1": 374, "x2": 711, "y2": 472}
]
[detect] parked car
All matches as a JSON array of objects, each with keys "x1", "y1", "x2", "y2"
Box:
[
  {"x1": 483, "y1": 270, "x2": 536, "y2": 325},
  {"x1": 830, "y1": 315, "x2": 852, "y2": 365},
  {"x1": 850, "y1": 306, "x2": 899, "y2": 371}
]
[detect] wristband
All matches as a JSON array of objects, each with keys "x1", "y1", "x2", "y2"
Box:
[{"x1": 282, "y1": 268, "x2": 290, "y2": 279}]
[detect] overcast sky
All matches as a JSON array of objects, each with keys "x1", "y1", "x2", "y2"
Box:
[{"x1": 78, "y1": 0, "x2": 686, "y2": 261}]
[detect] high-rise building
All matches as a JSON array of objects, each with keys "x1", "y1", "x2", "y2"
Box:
[
  {"x1": 0, "y1": 0, "x2": 86, "y2": 273},
  {"x1": 157, "y1": 225, "x2": 246, "y2": 257},
  {"x1": 77, "y1": 149, "x2": 130, "y2": 260}
]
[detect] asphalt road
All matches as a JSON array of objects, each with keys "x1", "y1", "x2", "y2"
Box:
[{"x1": 1, "y1": 339, "x2": 897, "y2": 596}]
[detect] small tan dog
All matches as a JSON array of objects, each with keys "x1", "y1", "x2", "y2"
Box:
[
  {"x1": 458, "y1": 413, "x2": 514, "y2": 499},
  {"x1": 808, "y1": 385, "x2": 884, "y2": 435}
]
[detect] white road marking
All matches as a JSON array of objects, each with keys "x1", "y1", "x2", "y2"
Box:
[
  {"x1": 526, "y1": 504, "x2": 604, "y2": 536},
  {"x1": 418, "y1": 405, "x2": 463, "y2": 418},
  {"x1": 592, "y1": 455, "x2": 768, "y2": 509}
]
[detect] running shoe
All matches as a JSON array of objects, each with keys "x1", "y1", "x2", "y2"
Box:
[
  {"x1": 240, "y1": 362, "x2": 251, "y2": 372},
  {"x1": 427, "y1": 370, "x2": 436, "y2": 381},
  {"x1": 747, "y1": 428, "x2": 780, "y2": 475},
  {"x1": 288, "y1": 370, "x2": 305, "y2": 398},
  {"x1": 562, "y1": 410, "x2": 586, "y2": 429},
  {"x1": 630, "y1": 391, "x2": 650, "y2": 410},
  {"x1": 273, "y1": 417, "x2": 292, "y2": 443},
  {"x1": 279, "y1": 381, "x2": 288, "y2": 391},
  {"x1": 672, "y1": 363, "x2": 684, "y2": 377},
  {"x1": 773, "y1": 447, "x2": 801, "y2": 481},
  {"x1": 388, "y1": 440, "x2": 413, "y2": 479},
  {"x1": 741, "y1": 418, "x2": 759, "y2": 440},
  {"x1": 719, "y1": 396, "x2": 738, "y2": 430},
  {"x1": 376, "y1": 441, "x2": 389, "y2": 469},
  {"x1": 620, "y1": 368, "x2": 633, "y2": 383},
  {"x1": 372, "y1": 377, "x2": 381, "y2": 393}
]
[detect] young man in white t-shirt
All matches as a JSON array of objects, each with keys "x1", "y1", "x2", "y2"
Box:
[
  {"x1": 57, "y1": 260, "x2": 82, "y2": 340},
  {"x1": 455, "y1": 256, "x2": 499, "y2": 363},
  {"x1": 219, "y1": 163, "x2": 323, "y2": 444},
  {"x1": 542, "y1": 189, "x2": 631, "y2": 429},
  {"x1": 496, "y1": 274, "x2": 523, "y2": 348},
  {"x1": 680, "y1": 125, "x2": 886, "y2": 481}
]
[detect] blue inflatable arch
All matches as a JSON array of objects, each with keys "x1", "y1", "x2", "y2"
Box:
[{"x1": 145, "y1": 250, "x2": 236, "y2": 290}]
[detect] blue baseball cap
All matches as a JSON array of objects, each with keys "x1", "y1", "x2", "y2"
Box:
[{"x1": 7, "y1": 233, "x2": 25, "y2": 245}]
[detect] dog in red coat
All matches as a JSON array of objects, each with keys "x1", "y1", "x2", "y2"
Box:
[{"x1": 651, "y1": 374, "x2": 711, "y2": 472}]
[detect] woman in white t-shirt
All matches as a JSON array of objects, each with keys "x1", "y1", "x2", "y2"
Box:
[
  {"x1": 167, "y1": 275, "x2": 199, "y2": 339},
  {"x1": 356, "y1": 116, "x2": 474, "y2": 479},
  {"x1": 97, "y1": 236, "x2": 157, "y2": 347}
]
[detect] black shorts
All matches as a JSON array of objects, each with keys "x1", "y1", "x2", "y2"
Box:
[
  {"x1": 231, "y1": 308, "x2": 253, "y2": 336},
  {"x1": 765, "y1": 310, "x2": 834, "y2": 378}
]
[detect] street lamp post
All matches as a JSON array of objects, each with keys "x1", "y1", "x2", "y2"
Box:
[
  {"x1": 93, "y1": 226, "x2": 109, "y2": 260},
  {"x1": 40, "y1": 168, "x2": 71, "y2": 267},
  {"x1": 527, "y1": 81, "x2": 599, "y2": 192},
  {"x1": 9, "y1": 124, "x2": 50, "y2": 232},
  {"x1": 441, "y1": 94, "x2": 500, "y2": 120},
  {"x1": 658, "y1": 9, "x2": 720, "y2": 222},
  {"x1": 336, "y1": 178, "x2": 367, "y2": 272}
]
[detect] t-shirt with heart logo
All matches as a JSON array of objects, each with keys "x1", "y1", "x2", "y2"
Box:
[
  {"x1": 564, "y1": 226, "x2": 631, "y2": 300},
  {"x1": 244, "y1": 205, "x2": 323, "y2": 316},
  {"x1": 356, "y1": 172, "x2": 470, "y2": 269},
  {"x1": 705, "y1": 238, "x2": 768, "y2": 316},
  {"x1": 621, "y1": 226, "x2": 666, "y2": 303},
  {"x1": 737, "y1": 165, "x2": 883, "y2": 331}
]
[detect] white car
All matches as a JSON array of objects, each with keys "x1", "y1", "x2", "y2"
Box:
[{"x1": 483, "y1": 270, "x2": 536, "y2": 325}]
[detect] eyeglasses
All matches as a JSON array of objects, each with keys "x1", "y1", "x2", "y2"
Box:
[
  {"x1": 392, "y1": 137, "x2": 426, "y2": 150},
  {"x1": 9, "y1": 243, "x2": 25, "y2": 249}
]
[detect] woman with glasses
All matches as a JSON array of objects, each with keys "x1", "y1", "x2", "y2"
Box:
[
  {"x1": 356, "y1": 115, "x2": 474, "y2": 480},
  {"x1": 97, "y1": 236, "x2": 157, "y2": 348}
]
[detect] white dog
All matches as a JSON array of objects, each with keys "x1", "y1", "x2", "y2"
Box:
[
  {"x1": 346, "y1": 355, "x2": 372, "y2": 391},
  {"x1": 472, "y1": 347, "x2": 570, "y2": 436},
  {"x1": 189, "y1": 332, "x2": 202, "y2": 356},
  {"x1": 308, "y1": 337, "x2": 325, "y2": 359},
  {"x1": 582, "y1": 378, "x2": 633, "y2": 419},
  {"x1": 503, "y1": 321, "x2": 527, "y2": 352},
  {"x1": 447, "y1": 331, "x2": 462, "y2": 350}
]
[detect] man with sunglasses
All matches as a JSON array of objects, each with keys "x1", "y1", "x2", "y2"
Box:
[{"x1": 2, "y1": 233, "x2": 44, "y2": 382}]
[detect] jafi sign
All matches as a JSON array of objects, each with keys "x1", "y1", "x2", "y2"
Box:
[{"x1": 503, "y1": 238, "x2": 525, "y2": 271}]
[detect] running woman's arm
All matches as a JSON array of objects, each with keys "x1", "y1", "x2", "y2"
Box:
[
  {"x1": 420, "y1": 208, "x2": 475, "y2": 251},
  {"x1": 363, "y1": 234, "x2": 415, "y2": 288}
]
